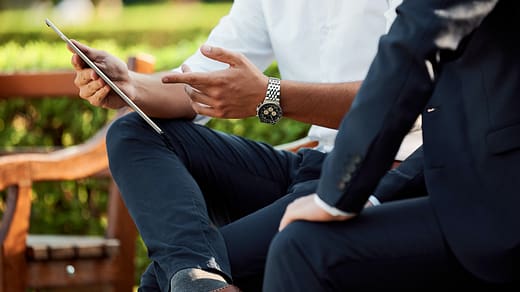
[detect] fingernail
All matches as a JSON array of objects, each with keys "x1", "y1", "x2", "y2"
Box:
[{"x1": 201, "y1": 44, "x2": 212, "y2": 53}]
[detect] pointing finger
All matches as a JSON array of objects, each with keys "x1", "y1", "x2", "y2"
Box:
[{"x1": 162, "y1": 71, "x2": 213, "y2": 86}]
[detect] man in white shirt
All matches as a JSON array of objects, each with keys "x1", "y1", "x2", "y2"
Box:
[{"x1": 71, "y1": 0, "x2": 417, "y2": 291}]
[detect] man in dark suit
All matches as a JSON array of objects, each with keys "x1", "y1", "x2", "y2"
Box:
[{"x1": 263, "y1": 0, "x2": 520, "y2": 290}]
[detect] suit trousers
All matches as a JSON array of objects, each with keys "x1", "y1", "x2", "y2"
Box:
[
  {"x1": 106, "y1": 112, "x2": 325, "y2": 291},
  {"x1": 263, "y1": 196, "x2": 517, "y2": 291}
]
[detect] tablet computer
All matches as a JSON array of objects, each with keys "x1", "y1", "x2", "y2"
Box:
[{"x1": 45, "y1": 18, "x2": 164, "y2": 135}]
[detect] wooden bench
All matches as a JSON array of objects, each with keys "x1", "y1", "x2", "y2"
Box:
[{"x1": 0, "y1": 54, "x2": 154, "y2": 292}]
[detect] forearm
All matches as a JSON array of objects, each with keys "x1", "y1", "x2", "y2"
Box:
[
  {"x1": 280, "y1": 80, "x2": 361, "y2": 129},
  {"x1": 131, "y1": 71, "x2": 197, "y2": 119}
]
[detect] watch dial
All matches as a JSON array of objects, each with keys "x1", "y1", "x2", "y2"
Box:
[{"x1": 258, "y1": 102, "x2": 282, "y2": 124}]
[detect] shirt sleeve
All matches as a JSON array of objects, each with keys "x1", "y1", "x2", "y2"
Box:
[
  {"x1": 170, "y1": 0, "x2": 276, "y2": 125},
  {"x1": 178, "y1": 0, "x2": 275, "y2": 74}
]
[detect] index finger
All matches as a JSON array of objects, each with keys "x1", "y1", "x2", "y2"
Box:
[
  {"x1": 279, "y1": 201, "x2": 299, "y2": 231},
  {"x1": 162, "y1": 71, "x2": 215, "y2": 86},
  {"x1": 68, "y1": 40, "x2": 92, "y2": 70}
]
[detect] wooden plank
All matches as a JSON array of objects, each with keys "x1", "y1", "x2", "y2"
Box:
[
  {"x1": 0, "y1": 71, "x2": 78, "y2": 99},
  {"x1": 106, "y1": 182, "x2": 137, "y2": 292},
  {"x1": 0, "y1": 185, "x2": 32, "y2": 292},
  {"x1": 26, "y1": 259, "x2": 118, "y2": 288},
  {"x1": 26, "y1": 235, "x2": 120, "y2": 261},
  {"x1": 0, "y1": 128, "x2": 110, "y2": 190},
  {"x1": 274, "y1": 137, "x2": 319, "y2": 152}
]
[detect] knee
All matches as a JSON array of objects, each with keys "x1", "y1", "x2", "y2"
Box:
[
  {"x1": 268, "y1": 222, "x2": 309, "y2": 261},
  {"x1": 106, "y1": 112, "x2": 145, "y2": 151},
  {"x1": 106, "y1": 112, "x2": 160, "y2": 171}
]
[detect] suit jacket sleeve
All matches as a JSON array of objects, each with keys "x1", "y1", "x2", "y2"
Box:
[
  {"x1": 317, "y1": 0, "x2": 500, "y2": 213},
  {"x1": 372, "y1": 146, "x2": 427, "y2": 203}
]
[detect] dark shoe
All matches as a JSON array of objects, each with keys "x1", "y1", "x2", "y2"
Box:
[{"x1": 210, "y1": 284, "x2": 242, "y2": 292}]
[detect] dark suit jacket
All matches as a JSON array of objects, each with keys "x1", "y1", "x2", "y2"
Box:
[{"x1": 317, "y1": 0, "x2": 520, "y2": 283}]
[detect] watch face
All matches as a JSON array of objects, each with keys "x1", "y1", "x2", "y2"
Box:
[{"x1": 257, "y1": 102, "x2": 283, "y2": 124}]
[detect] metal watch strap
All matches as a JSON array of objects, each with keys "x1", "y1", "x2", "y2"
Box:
[
  {"x1": 257, "y1": 77, "x2": 283, "y2": 124},
  {"x1": 264, "y1": 77, "x2": 281, "y2": 103}
]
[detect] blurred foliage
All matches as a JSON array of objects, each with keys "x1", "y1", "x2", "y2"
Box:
[
  {"x1": 0, "y1": 2, "x2": 232, "y2": 47},
  {"x1": 0, "y1": 1, "x2": 309, "y2": 286},
  {"x1": 29, "y1": 179, "x2": 111, "y2": 235}
]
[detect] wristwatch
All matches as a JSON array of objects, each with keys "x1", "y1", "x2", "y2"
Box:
[{"x1": 256, "y1": 77, "x2": 283, "y2": 124}]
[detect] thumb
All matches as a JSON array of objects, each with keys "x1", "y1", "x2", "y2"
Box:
[
  {"x1": 68, "y1": 39, "x2": 94, "y2": 69},
  {"x1": 68, "y1": 39, "x2": 88, "y2": 69},
  {"x1": 68, "y1": 39, "x2": 90, "y2": 55},
  {"x1": 69, "y1": 39, "x2": 106, "y2": 62},
  {"x1": 200, "y1": 45, "x2": 243, "y2": 67}
]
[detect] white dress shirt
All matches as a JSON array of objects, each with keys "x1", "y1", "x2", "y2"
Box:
[{"x1": 179, "y1": 0, "x2": 420, "y2": 159}]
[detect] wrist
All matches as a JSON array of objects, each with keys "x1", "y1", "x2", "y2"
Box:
[
  {"x1": 313, "y1": 194, "x2": 356, "y2": 217},
  {"x1": 258, "y1": 74, "x2": 269, "y2": 102},
  {"x1": 128, "y1": 71, "x2": 147, "y2": 103},
  {"x1": 256, "y1": 76, "x2": 283, "y2": 124}
]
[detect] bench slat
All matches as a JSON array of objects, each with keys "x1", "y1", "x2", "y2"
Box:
[{"x1": 27, "y1": 235, "x2": 120, "y2": 261}]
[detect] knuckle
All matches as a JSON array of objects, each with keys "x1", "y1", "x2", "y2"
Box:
[
  {"x1": 209, "y1": 88, "x2": 223, "y2": 99},
  {"x1": 92, "y1": 91, "x2": 104, "y2": 104},
  {"x1": 78, "y1": 88, "x2": 87, "y2": 99},
  {"x1": 73, "y1": 76, "x2": 82, "y2": 87},
  {"x1": 210, "y1": 87, "x2": 222, "y2": 97},
  {"x1": 214, "y1": 111, "x2": 225, "y2": 119},
  {"x1": 214, "y1": 76, "x2": 227, "y2": 86},
  {"x1": 74, "y1": 73, "x2": 85, "y2": 87},
  {"x1": 234, "y1": 52, "x2": 245, "y2": 64},
  {"x1": 213, "y1": 102, "x2": 224, "y2": 113},
  {"x1": 185, "y1": 75, "x2": 197, "y2": 84}
]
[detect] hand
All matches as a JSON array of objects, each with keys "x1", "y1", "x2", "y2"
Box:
[
  {"x1": 279, "y1": 194, "x2": 356, "y2": 231},
  {"x1": 162, "y1": 45, "x2": 269, "y2": 119},
  {"x1": 69, "y1": 40, "x2": 134, "y2": 109}
]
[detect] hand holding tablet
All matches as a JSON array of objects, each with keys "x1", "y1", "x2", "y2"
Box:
[{"x1": 45, "y1": 18, "x2": 165, "y2": 135}]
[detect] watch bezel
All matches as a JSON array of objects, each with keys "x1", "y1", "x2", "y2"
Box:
[{"x1": 257, "y1": 101, "x2": 283, "y2": 124}]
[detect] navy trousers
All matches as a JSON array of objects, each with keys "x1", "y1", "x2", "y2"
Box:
[
  {"x1": 263, "y1": 196, "x2": 518, "y2": 291},
  {"x1": 106, "y1": 112, "x2": 325, "y2": 291}
]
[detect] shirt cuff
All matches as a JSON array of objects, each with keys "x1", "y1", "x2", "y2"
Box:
[
  {"x1": 313, "y1": 194, "x2": 356, "y2": 217},
  {"x1": 368, "y1": 195, "x2": 381, "y2": 206}
]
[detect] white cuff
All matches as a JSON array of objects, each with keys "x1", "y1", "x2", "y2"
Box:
[
  {"x1": 368, "y1": 195, "x2": 381, "y2": 206},
  {"x1": 313, "y1": 194, "x2": 356, "y2": 217}
]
